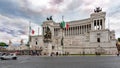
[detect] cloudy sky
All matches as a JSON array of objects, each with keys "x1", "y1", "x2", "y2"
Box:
[{"x1": 0, "y1": 0, "x2": 120, "y2": 45}]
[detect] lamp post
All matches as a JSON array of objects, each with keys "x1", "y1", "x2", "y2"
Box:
[
  {"x1": 56, "y1": 38, "x2": 58, "y2": 53},
  {"x1": 60, "y1": 16, "x2": 67, "y2": 56},
  {"x1": 61, "y1": 29, "x2": 64, "y2": 55}
]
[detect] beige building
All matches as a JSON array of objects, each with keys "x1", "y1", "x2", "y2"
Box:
[
  {"x1": 7, "y1": 40, "x2": 29, "y2": 50},
  {"x1": 29, "y1": 8, "x2": 117, "y2": 55}
]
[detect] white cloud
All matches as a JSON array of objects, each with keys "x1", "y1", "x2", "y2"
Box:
[
  {"x1": 109, "y1": 13, "x2": 120, "y2": 38},
  {"x1": 0, "y1": 0, "x2": 120, "y2": 46},
  {"x1": 0, "y1": 14, "x2": 42, "y2": 45},
  {"x1": 27, "y1": 0, "x2": 50, "y2": 8},
  {"x1": 16, "y1": 0, "x2": 120, "y2": 39},
  {"x1": 17, "y1": 0, "x2": 74, "y2": 15}
]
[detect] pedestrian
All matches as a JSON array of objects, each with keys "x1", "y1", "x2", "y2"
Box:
[
  {"x1": 56, "y1": 52, "x2": 58, "y2": 56},
  {"x1": 117, "y1": 54, "x2": 119, "y2": 56}
]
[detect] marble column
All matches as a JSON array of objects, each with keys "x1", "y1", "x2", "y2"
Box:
[
  {"x1": 78, "y1": 26, "x2": 80, "y2": 35},
  {"x1": 72, "y1": 27, "x2": 73, "y2": 35},
  {"x1": 71, "y1": 27, "x2": 72, "y2": 35},
  {"x1": 80, "y1": 26, "x2": 81, "y2": 34},
  {"x1": 68, "y1": 28, "x2": 69, "y2": 36},
  {"x1": 75, "y1": 26, "x2": 77, "y2": 35},
  {"x1": 100, "y1": 19, "x2": 102, "y2": 29},
  {"x1": 54, "y1": 28, "x2": 55, "y2": 36},
  {"x1": 73, "y1": 27, "x2": 75, "y2": 35},
  {"x1": 97, "y1": 20, "x2": 99, "y2": 30},
  {"x1": 82, "y1": 26, "x2": 83, "y2": 34},
  {"x1": 42, "y1": 27, "x2": 44, "y2": 35},
  {"x1": 102, "y1": 19, "x2": 105, "y2": 29},
  {"x1": 98, "y1": 20, "x2": 100, "y2": 30},
  {"x1": 87, "y1": 25, "x2": 89, "y2": 32},
  {"x1": 66, "y1": 28, "x2": 67, "y2": 36},
  {"x1": 84, "y1": 25, "x2": 85, "y2": 33},
  {"x1": 70, "y1": 27, "x2": 71, "y2": 36},
  {"x1": 81, "y1": 26, "x2": 82, "y2": 34},
  {"x1": 67, "y1": 28, "x2": 69, "y2": 36},
  {"x1": 76, "y1": 26, "x2": 78, "y2": 35},
  {"x1": 78, "y1": 26, "x2": 79, "y2": 35}
]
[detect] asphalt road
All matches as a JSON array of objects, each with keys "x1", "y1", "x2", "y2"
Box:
[{"x1": 0, "y1": 56, "x2": 120, "y2": 68}]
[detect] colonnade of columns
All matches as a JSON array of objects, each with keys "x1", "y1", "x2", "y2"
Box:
[
  {"x1": 93, "y1": 19, "x2": 103, "y2": 30},
  {"x1": 64, "y1": 24, "x2": 91, "y2": 36},
  {"x1": 43, "y1": 24, "x2": 91, "y2": 37},
  {"x1": 54, "y1": 28, "x2": 59, "y2": 36},
  {"x1": 53, "y1": 24, "x2": 91, "y2": 36}
]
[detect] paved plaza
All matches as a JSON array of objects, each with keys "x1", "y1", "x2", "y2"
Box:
[{"x1": 0, "y1": 56, "x2": 120, "y2": 68}]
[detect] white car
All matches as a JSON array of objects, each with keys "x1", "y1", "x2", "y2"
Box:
[
  {"x1": 0, "y1": 53, "x2": 17, "y2": 60},
  {"x1": 0, "y1": 52, "x2": 3, "y2": 57}
]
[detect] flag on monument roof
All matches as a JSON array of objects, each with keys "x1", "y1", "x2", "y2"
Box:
[
  {"x1": 29, "y1": 26, "x2": 35, "y2": 35},
  {"x1": 60, "y1": 21, "x2": 69, "y2": 29},
  {"x1": 32, "y1": 29, "x2": 35, "y2": 34}
]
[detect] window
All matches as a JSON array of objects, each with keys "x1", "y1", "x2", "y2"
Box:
[
  {"x1": 94, "y1": 20, "x2": 96, "y2": 26},
  {"x1": 97, "y1": 20, "x2": 99, "y2": 25},
  {"x1": 97, "y1": 38, "x2": 100, "y2": 42},
  {"x1": 52, "y1": 46, "x2": 55, "y2": 49},
  {"x1": 36, "y1": 41, "x2": 37, "y2": 45},
  {"x1": 97, "y1": 33, "x2": 101, "y2": 36},
  {"x1": 100, "y1": 19, "x2": 102, "y2": 25}
]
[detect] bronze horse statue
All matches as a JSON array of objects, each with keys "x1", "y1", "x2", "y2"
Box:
[{"x1": 43, "y1": 26, "x2": 52, "y2": 42}]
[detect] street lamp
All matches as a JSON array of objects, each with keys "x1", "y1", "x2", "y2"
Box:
[{"x1": 56, "y1": 38, "x2": 58, "y2": 53}]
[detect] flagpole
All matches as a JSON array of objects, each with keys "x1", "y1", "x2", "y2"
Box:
[
  {"x1": 29, "y1": 21, "x2": 31, "y2": 36},
  {"x1": 38, "y1": 27, "x2": 39, "y2": 36},
  {"x1": 62, "y1": 28, "x2": 64, "y2": 55},
  {"x1": 62, "y1": 16, "x2": 64, "y2": 21},
  {"x1": 29, "y1": 21, "x2": 31, "y2": 41},
  {"x1": 28, "y1": 21, "x2": 31, "y2": 55},
  {"x1": 62, "y1": 16, "x2": 64, "y2": 56}
]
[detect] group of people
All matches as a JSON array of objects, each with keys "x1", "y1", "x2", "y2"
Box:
[{"x1": 50, "y1": 52, "x2": 69, "y2": 56}]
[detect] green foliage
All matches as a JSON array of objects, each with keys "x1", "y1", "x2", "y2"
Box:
[
  {"x1": 118, "y1": 38, "x2": 120, "y2": 42},
  {"x1": 0, "y1": 42, "x2": 7, "y2": 46}
]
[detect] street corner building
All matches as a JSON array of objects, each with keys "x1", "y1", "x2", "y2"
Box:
[{"x1": 29, "y1": 7, "x2": 118, "y2": 55}]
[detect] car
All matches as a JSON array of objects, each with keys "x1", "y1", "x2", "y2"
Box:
[
  {"x1": 0, "y1": 52, "x2": 2, "y2": 57},
  {"x1": 0, "y1": 53, "x2": 17, "y2": 60}
]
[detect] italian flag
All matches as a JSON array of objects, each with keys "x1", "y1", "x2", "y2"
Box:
[
  {"x1": 31, "y1": 29, "x2": 35, "y2": 34},
  {"x1": 29, "y1": 26, "x2": 35, "y2": 35},
  {"x1": 60, "y1": 21, "x2": 69, "y2": 29}
]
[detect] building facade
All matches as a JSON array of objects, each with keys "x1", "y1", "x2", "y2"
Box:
[{"x1": 29, "y1": 8, "x2": 117, "y2": 55}]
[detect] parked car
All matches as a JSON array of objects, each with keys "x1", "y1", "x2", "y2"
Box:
[{"x1": 0, "y1": 53, "x2": 17, "y2": 60}]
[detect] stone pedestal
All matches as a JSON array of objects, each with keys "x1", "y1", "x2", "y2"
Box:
[
  {"x1": 48, "y1": 42, "x2": 52, "y2": 56},
  {"x1": 44, "y1": 41, "x2": 52, "y2": 56}
]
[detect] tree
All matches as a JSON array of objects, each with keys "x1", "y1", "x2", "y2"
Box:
[
  {"x1": 0, "y1": 42, "x2": 7, "y2": 47},
  {"x1": 117, "y1": 38, "x2": 120, "y2": 49},
  {"x1": 118, "y1": 38, "x2": 120, "y2": 42}
]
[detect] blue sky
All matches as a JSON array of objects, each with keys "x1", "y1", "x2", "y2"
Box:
[{"x1": 0, "y1": 0, "x2": 120, "y2": 45}]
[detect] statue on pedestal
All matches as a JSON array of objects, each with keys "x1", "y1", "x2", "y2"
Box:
[
  {"x1": 46, "y1": 16, "x2": 53, "y2": 20},
  {"x1": 94, "y1": 7, "x2": 102, "y2": 13},
  {"x1": 43, "y1": 26, "x2": 52, "y2": 42}
]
